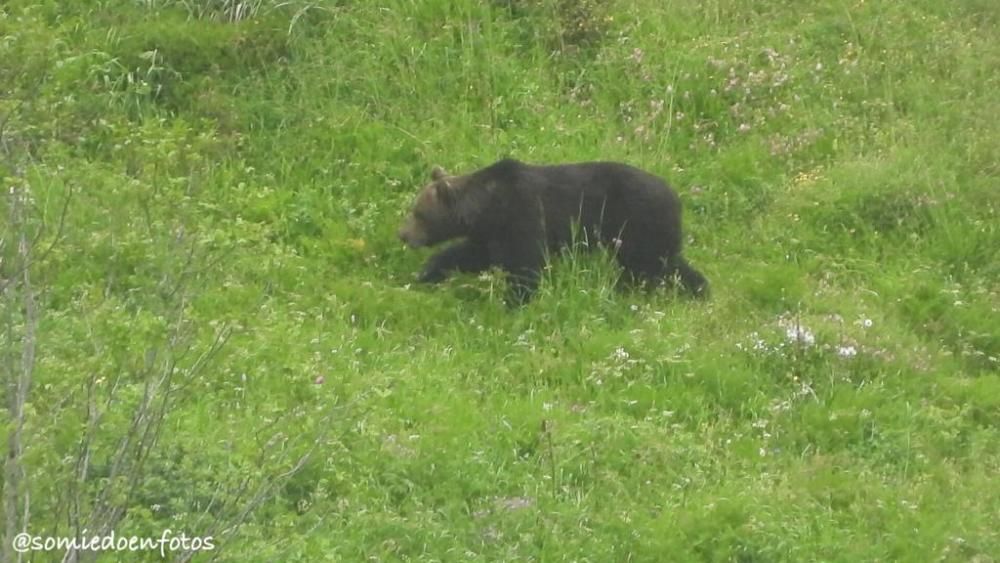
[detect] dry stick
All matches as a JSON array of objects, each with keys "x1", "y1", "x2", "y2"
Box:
[
  {"x1": 2, "y1": 206, "x2": 15, "y2": 563},
  {"x1": 79, "y1": 328, "x2": 225, "y2": 552},
  {"x1": 59, "y1": 224, "x2": 230, "y2": 562},
  {"x1": 195, "y1": 402, "x2": 348, "y2": 563},
  {"x1": 177, "y1": 393, "x2": 368, "y2": 563},
  {"x1": 2, "y1": 77, "x2": 63, "y2": 563},
  {"x1": 3, "y1": 182, "x2": 36, "y2": 563},
  {"x1": 182, "y1": 399, "x2": 299, "y2": 547},
  {"x1": 122, "y1": 325, "x2": 230, "y2": 522},
  {"x1": 67, "y1": 315, "x2": 124, "y2": 548},
  {"x1": 17, "y1": 225, "x2": 36, "y2": 563},
  {"x1": 62, "y1": 321, "x2": 230, "y2": 562},
  {"x1": 0, "y1": 169, "x2": 71, "y2": 295},
  {"x1": 66, "y1": 372, "x2": 102, "y2": 550}
]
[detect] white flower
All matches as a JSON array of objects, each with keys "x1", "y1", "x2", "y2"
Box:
[
  {"x1": 837, "y1": 345, "x2": 857, "y2": 358},
  {"x1": 785, "y1": 325, "x2": 815, "y2": 346}
]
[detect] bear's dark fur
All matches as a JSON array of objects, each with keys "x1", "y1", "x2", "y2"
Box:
[{"x1": 398, "y1": 159, "x2": 708, "y2": 304}]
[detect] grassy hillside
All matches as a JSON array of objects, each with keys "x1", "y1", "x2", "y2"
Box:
[{"x1": 2, "y1": 0, "x2": 998, "y2": 560}]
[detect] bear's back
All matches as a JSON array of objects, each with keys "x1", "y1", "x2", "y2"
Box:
[{"x1": 491, "y1": 160, "x2": 680, "y2": 249}]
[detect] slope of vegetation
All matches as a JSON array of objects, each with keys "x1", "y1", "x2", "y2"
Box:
[{"x1": 2, "y1": 0, "x2": 997, "y2": 560}]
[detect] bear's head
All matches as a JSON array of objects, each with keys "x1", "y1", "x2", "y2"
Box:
[{"x1": 398, "y1": 166, "x2": 483, "y2": 248}]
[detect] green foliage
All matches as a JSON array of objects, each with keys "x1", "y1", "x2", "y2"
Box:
[{"x1": 2, "y1": 0, "x2": 998, "y2": 560}]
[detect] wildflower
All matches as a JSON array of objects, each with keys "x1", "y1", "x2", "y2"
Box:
[
  {"x1": 837, "y1": 345, "x2": 857, "y2": 358},
  {"x1": 612, "y1": 346, "x2": 630, "y2": 361},
  {"x1": 785, "y1": 325, "x2": 815, "y2": 346}
]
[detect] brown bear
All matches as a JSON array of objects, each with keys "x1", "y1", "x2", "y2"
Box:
[{"x1": 398, "y1": 159, "x2": 708, "y2": 304}]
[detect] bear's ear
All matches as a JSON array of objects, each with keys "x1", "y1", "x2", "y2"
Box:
[{"x1": 431, "y1": 166, "x2": 448, "y2": 181}]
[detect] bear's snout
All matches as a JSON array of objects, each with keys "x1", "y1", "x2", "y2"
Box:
[
  {"x1": 398, "y1": 222, "x2": 425, "y2": 248},
  {"x1": 398, "y1": 228, "x2": 412, "y2": 246}
]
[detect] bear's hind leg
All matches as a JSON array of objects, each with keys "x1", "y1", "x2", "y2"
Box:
[
  {"x1": 665, "y1": 255, "x2": 710, "y2": 297},
  {"x1": 613, "y1": 241, "x2": 666, "y2": 289}
]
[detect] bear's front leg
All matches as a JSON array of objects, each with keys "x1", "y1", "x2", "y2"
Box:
[
  {"x1": 505, "y1": 266, "x2": 541, "y2": 306},
  {"x1": 493, "y1": 238, "x2": 546, "y2": 306},
  {"x1": 418, "y1": 239, "x2": 492, "y2": 283}
]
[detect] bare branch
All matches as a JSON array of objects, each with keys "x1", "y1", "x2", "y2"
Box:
[
  {"x1": 0, "y1": 173, "x2": 73, "y2": 295},
  {"x1": 2, "y1": 181, "x2": 37, "y2": 563}
]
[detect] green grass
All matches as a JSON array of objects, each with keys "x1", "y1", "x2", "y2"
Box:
[{"x1": 1, "y1": 0, "x2": 998, "y2": 560}]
